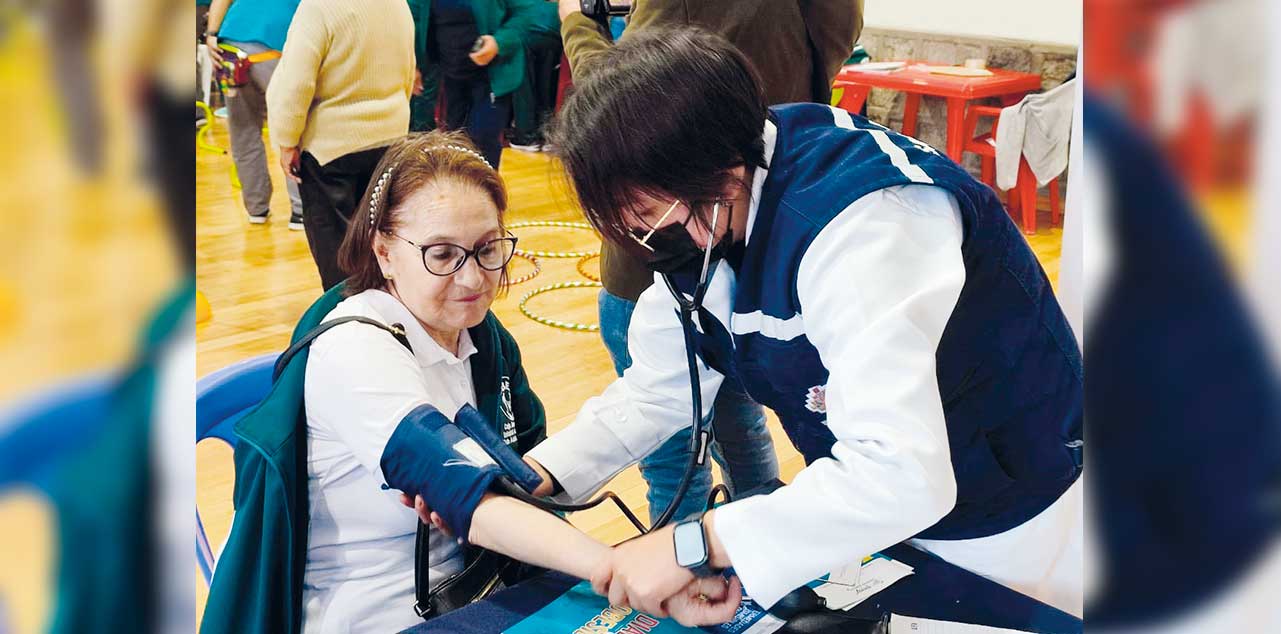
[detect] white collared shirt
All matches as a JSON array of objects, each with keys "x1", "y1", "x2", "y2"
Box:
[
  {"x1": 301, "y1": 289, "x2": 476, "y2": 634},
  {"x1": 528, "y1": 120, "x2": 1082, "y2": 615}
]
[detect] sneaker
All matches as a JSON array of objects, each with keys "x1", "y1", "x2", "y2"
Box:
[
  {"x1": 248, "y1": 211, "x2": 269, "y2": 225},
  {"x1": 288, "y1": 212, "x2": 305, "y2": 231},
  {"x1": 507, "y1": 131, "x2": 544, "y2": 153},
  {"x1": 509, "y1": 140, "x2": 542, "y2": 153}
]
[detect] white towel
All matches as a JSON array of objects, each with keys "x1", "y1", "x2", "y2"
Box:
[{"x1": 995, "y1": 78, "x2": 1076, "y2": 191}]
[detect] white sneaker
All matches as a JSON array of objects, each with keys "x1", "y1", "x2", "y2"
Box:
[
  {"x1": 288, "y1": 212, "x2": 305, "y2": 231},
  {"x1": 248, "y1": 212, "x2": 269, "y2": 225}
]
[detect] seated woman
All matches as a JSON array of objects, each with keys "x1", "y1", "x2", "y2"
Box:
[{"x1": 202, "y1": 132, "x2": 612, "y2": 634}]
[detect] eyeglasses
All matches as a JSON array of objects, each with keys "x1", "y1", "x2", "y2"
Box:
[
  {"x1": 391, "y1": 233, "x2": 518, "y2": 276},
  {"x1": 630, "y1": 199, "x2": 696, "y2": 252}
]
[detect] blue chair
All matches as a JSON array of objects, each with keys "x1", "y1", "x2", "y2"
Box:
[
  {"x1": 0, "y1": 373, "x2": 117, "y2": 495},
  {"x1": 196, "y1": 352, "x2": 276, "y2": 585},
  {"x1": 0, "y1": 373, "x2": 116, "y2": 634}
]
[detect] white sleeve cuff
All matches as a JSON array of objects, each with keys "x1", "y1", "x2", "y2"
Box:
[{"x1": 525, "y1": 379, "x2": 683, "y2": 503}]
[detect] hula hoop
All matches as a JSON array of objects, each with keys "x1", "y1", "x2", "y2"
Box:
[
  {"x1": 575, "y1": 253, "x2": 601, "y2": 282},
  {"x1": 508, "y1": 220, "x2": 600, "y2": 259},
  {"x1": 518, "y1": 281, "x2": 604, "y2": 332},
  {"x1": 507, "y1": 252, "x2": 542, "y2": 285}
]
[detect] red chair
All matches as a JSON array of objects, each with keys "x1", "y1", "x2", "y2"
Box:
[{"x1": 962, "y1": 105, "x2": 1062, "y2": 235}]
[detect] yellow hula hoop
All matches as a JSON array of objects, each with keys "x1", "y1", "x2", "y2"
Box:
[
  {"x1": 575, "y1": 253, "x2": 601, "y2": 282},
  {"x1": 518, "y1": 281, "x2": 604, "y2": 332},
  {"x1": 508, "y1": 220, "x2": 600, "y2": 259},
  {"x1": 508, "y1": 252, "x2": 542, "y2": 285}
]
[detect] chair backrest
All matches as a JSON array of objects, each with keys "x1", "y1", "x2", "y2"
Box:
[
  {"x1": 196, "y1": 352, "x2": 277, "y2": 447},
  {"x1": 195, "y1": 352, "x2": 277, "y2": 584},
  {"x1": 0, "y1": 374, "x2": 116, "y2": 495}
]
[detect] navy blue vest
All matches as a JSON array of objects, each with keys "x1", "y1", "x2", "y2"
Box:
[{"x1": 677, "y1": 104, "x2": 1083, "y2": 540}]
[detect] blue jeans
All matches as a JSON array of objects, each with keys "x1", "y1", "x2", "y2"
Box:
[
  {"x1": 442, "y1": 75, "x2": 511, "y2": 170},
  {"x1": 598, "y1": 290, "x2": 779, "y2": 524}
]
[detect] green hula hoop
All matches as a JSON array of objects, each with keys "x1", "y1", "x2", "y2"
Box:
[{"x1": 518, "y1": 281, "x2": 604, "y2": 332}]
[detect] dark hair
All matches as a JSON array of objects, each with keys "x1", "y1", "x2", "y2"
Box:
[
  {"x1": 337, "y1": 131, "x2": 510, "y2": 295},
  {"x1": 545, "y1": 27, "x2": 768, "y2": 250}
]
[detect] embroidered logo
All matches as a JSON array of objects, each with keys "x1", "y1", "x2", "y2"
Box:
[
  {"x1": 804, "y1": 385, "x2": 827, "y2": 414},
  {"x1": 499, "y1": 377, "x2": 517, "y2": 446}
]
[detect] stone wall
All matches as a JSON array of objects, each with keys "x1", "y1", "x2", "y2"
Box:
[{"x1": 852, "y1": 28, "x2": 1077, "y2": 177}]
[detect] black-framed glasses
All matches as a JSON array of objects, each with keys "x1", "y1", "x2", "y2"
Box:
[{"x1": 391, "y1": 233, "x2": 518, "y2": 276}]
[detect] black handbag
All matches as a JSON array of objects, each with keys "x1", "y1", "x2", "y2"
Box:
[{"x1": 412, "y1": 524, "x2": 545, "y2": 620}]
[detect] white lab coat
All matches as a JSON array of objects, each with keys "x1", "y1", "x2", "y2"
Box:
[{"x1": 528, "y1": 121, "x2": 1084, "y2": 616}]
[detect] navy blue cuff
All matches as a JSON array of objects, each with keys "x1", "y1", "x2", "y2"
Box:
[{"x1": 380, "y1": 404, "x2": 499, "y2": 542}]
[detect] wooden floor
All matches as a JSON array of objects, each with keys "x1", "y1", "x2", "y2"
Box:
[{"x1": 192, "y1": 116, "x2": 1068, "y2": 621}]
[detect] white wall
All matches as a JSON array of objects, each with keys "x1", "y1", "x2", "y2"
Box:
[{"x1": 862, "y1": 0, "x2": 1081, "y2": 47}]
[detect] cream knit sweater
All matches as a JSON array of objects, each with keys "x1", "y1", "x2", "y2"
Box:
[{"x1": 266, "y1": 0, "x2": 415, "y2": 166}]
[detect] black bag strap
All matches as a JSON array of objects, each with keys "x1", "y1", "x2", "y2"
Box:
[{"x1": 272, "y1": 316, "x2": 409, "y2": 381}]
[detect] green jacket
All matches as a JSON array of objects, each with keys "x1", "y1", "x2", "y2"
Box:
[
  {"x1": 408, "y1": 0, "x2": 550, "y2": 98},
  {"x1": 47, "y1": 279, "x2": 194, "y2": 634},
  {"x1": 200, "y1": 284, "x2": 547, "y2": 634}
]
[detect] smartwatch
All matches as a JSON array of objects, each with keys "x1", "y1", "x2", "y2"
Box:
[{"x1": 673, "y1": 515, "x2": 719, "y2": 577}]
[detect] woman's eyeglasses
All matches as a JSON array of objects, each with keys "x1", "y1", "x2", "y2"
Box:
[{"x1": 391, "y1": 233, "x2": 518, "y2": 276}]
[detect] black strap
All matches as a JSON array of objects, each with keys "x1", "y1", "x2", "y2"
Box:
[{"x1": 272, "y1": 316, "x2": 410, "y2": 381}]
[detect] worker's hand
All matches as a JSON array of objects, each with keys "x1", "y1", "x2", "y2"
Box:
[
  {"x1": 278, "y1": 145, "x2": 302, "y2": 184},
  {"x1": 398, "y1": 493, "x2": 462, "y2": 543},
  {"x1": 523, "y1": 456, "x2": 556, "y2": 497},
  {"x1": 413, "y1": 68, "x2": 424, "y2": 96},
  {"x1": 558, "y1": 0, "x2": 582, "y2": 21},
  {"x1": 469, "y1": 35, "x2": 499, "y2": 67},
  {"x1": 590, "y1": 525, "x2": 698, "y2": 619},
  {"x1": 664, "y1": 576, "x2": 742, "y2": 627}
]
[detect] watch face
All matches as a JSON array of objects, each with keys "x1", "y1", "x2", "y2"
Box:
[{"x1": 673, "y1": 521, "x2": 708, "y2": 568}]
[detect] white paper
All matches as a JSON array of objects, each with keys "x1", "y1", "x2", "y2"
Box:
[
  {"x1": 846, "y1": 61, "x2": 907, "y2": 72},
  {"x1": 889, "y1": 614, "x2": 1035, "y2": 634},
  {"x1": 813, "y1": 556, "x2": 914, "y2": 611}
]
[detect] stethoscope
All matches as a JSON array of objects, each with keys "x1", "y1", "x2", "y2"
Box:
[{"x1": 501, "y1": 201, "x2": 726, "y2": 532}]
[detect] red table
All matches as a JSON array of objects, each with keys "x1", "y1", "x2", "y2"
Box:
[{"x1": 834, "y1": 61, "x2": 1043, "y2": 162}]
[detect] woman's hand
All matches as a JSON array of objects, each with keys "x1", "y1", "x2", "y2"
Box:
[
  {"x1": 558, "y1": 0, "x2": 582, "y2": 21},
  {"x1": 205, "y1": 33, "x2": 222, "y2": 64},
  {"x1": 469, "y1": 35, "x2": 499, "y2": 66},
  {"x1": 664, "y1": 576, "x2": 742, "y2": 627},
  {"x1": 278, "y1": 145, "x2": 301, "y2": 183},
  {"x1": 592, "y1": 525, "x2": 693, "y2": 618},
  {"x1": 523, "y1": 456, "x2": 556, "y2": 497},
  {"x1": 589, "y1": 531, "x2": 742, "y2": 625},
  {"x1": 398, "y1": 493, "x2": 461, "y2": 543}
]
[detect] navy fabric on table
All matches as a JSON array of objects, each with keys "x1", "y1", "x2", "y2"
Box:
[{"x1": 401, "y1": 543, "x2": 1083, "y2": 634}]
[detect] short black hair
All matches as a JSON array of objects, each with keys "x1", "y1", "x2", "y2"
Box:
[{"x1": 546, "y1": 27, "x2": 767, "y2": 250}]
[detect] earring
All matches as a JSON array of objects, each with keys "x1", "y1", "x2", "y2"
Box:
[{"x1": 384, "y1": 271, "x2": 393, "y2": 280}]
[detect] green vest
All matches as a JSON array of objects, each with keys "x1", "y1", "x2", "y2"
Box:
[{"x1": 201, "y1": 284, "x2": 547, "y2": 634}]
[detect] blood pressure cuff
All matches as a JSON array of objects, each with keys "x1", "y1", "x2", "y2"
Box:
[{"x1": 380, "y1": 404, "x2": 500, "y2": 543}]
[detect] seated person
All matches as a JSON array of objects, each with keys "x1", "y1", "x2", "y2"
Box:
[{"x1": 203, "y1": 132, "x2": 614, "y2": 634}]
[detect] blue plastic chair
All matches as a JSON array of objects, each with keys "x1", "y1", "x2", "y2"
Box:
[
  {"x1": 195, "y1": 352, "x2": 277, "y2": 585},
  {"x1": 0, "y1": 373, "x2": 117, "y2": 495},
  {"x1": 0, "y1": 373, "x2": 116, "y2": 634}
]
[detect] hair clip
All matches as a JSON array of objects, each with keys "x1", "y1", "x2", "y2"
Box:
[
  {"x1": 423, "y1": 144, "x2": 493, "y2": 170},
  {"x1": 369, "y1": 165, "x2": 395, "y2": 226}
]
